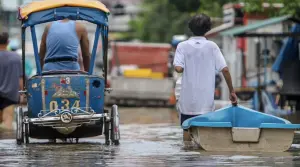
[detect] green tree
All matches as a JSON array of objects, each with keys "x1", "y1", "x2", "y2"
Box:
[
  {"x1": 129, "y1": 0, "x2": 232, "y2": 42},
  {"x1": 129, "y1": 0, "x2": 191, "y2": 42},
  {"x1": 237, "y1": 0, "x2": 300, "y2": 17}
]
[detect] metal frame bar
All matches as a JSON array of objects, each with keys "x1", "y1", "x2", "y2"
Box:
[
  {"x1": 102, "y1": 26, "x2": 109, "y2": 87},
  {"x1": 88, "y1": 25, "x2": 102, "y2": 75},
  {"x1": 30, "y1": 25, "x2": 42, "y2": 75},
  {"x1": 235, "y1": 32, "x2": 300, "y2": 37},
  {"x1": 21, "y1": 25, "x2": 26, "y2": 90}
]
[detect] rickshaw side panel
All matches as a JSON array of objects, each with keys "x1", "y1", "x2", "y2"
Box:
[{"x1": 27, "y1": 74, "x2": 105, "y2": 118}]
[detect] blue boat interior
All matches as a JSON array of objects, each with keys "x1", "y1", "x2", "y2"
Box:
[{"x1": 182, "y1": 105, "x2": 300, "y2": 130}]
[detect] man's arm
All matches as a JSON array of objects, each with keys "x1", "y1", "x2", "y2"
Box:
[
  {"x1": 77, "y1": 23, "x2": 90, "y2": 72},
  {"x1": 78, "y1": 51, "x2": 84, "y2": 71},
  {"x1": 214, "y1": 44, "x2": 237, "y2": 104},
  {"x1": 39, "y1": 24, "x2": 51, "y2": 69},
  {"x1": 19, "y1": 77, "x2": 23, "y2": 90},
  {"x1": 18, "y1": 58, "x2": 26, "y2": 104},
  {"x1": 221, "y1": 67, "x2": 234, "y2": 93},
  {"x1": 173, "y1": 44, "x2": 185, "y2": 73}
]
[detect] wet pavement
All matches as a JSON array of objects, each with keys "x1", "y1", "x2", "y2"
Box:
[{"x1": 1, "y1": 107, "x2": 300, "y2": 167}]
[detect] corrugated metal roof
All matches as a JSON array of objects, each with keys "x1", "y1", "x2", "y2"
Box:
[
  {"x1": 220, "y1": 15, "x2": 292, "y2": 36},
  {"x1": 205, "y1": 22, "x2": 234, "y2": 37}
]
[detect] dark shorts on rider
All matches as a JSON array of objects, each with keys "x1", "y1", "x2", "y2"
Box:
[
  {"x1": 0, "y1": 96, "x2": 17, "y2": 110},
  {"x1": 180, "y1": 113, "x2": 201, "y2": 131}
]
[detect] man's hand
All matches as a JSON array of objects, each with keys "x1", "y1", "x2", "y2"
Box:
[
  {"x1": 221, "y1": 67, "x2": 238, "y2": 106},
  {"x1": 229, "y1": 92, "x2": 238, "y2": 106},
  {"x1": 175, "y1": 66, "x2": 183, "y2": 73}
]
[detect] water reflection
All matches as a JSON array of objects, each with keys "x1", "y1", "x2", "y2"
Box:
[{"x1": 1, "y1": 108, "x2": 300, "y2": 166}]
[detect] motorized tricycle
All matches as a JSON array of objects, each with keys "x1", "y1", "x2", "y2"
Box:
[{"x1": 16, "y1": 0, "x2": 120, "y2": 145}]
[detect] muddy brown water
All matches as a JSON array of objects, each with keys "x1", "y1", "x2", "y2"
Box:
[{"x1": 1, "y1": 107, "x2": 300, "y2": 167}]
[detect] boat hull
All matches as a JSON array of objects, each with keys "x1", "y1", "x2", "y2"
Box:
[{"x1": 189, "y1": 127, "x2": 294, "y2": 152}]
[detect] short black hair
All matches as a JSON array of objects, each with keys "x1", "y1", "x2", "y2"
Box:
[
  {"x1": 188, "y1": 14, "x2": 212, "y2": 36},
  {"x1": 0, "y1": 30, "x2": 9, "y2": 45}
]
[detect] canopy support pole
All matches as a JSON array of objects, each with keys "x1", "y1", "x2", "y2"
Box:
[
  {"x1": 102, "y1": 26, "x2": 108, "y2": 87},
  {"x1": 256, "y1": 41, "x2": 263, "y2": 112},
  {"x1": 30, "y1": 25, "x2": 42, "y2": 75},
  {"x1": 21, "y1": 25, "x2": 26, "y2": 90},
  {"x1": 89, "y1": 25, "x2": 101, "y2": 75},
  {"x1": 263, "y1": 37, "x2": 268, "y2": 86}
]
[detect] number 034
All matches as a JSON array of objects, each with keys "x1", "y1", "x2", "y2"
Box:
[{"x1": 49, "y1": 99, "x2": 80, "y2": 111}]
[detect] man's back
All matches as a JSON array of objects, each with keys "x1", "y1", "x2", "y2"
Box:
[
  {"x1": 173, "y1": 14, "x2": 237, "y2": 142},
  {"x1": 0, "y1": 51, "x2": 22, "y2": 102},
  {"x1": 174, "y1": 37, "x2": 226, "y2": 115},
  {"x1": 43, "y1": 20, "x2": 80, "y2": 71},
  {"x1": 39, "y1": 19, "x2": 90, "y2": 72}
]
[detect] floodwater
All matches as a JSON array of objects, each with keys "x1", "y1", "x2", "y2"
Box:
[{"x1": 1, "y1": 107, "x2": 300, "y2": 167}]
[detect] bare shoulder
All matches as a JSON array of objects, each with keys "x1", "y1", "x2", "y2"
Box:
[
  {"x1": 75, "y1": 22, "x2": 87, "y2": 33},
  {"x1": 44, "y1": 23, "x2": 52, "y2": 32}
]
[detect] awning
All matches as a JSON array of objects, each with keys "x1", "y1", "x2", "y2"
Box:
[
  {"x1": 220, "y1": 15, "x2": 295, "y2": 37},
  {"x1": 205, "y1": 22, "x2": 235, "y2": 37},
  {"x1": 19, "y1": 0, "x2": 109, "y2": 20}
]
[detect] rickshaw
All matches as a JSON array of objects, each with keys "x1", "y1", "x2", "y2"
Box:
[{"x1": 16, "y1": 0, "x2": 120, "y2": 145}]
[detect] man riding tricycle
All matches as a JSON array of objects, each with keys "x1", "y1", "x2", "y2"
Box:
[{"x1": 16, "y1": 0, "x2": 120, "y2": 145}]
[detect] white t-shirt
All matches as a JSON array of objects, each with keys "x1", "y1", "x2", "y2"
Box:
[{"x1": 173, "y1": 37, "x2": 227, "y2": 115}]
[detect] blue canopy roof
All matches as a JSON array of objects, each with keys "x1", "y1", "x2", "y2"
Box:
[
  {"x1": 22, "y1": 7, "x2": 108, "y2": 27},
  {"x1": 272, "y1": 24, "x2": 300, "y2": 73}
]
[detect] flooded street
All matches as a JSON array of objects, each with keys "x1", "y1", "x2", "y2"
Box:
[{"x1": 1, "y1": 107, "x2": 300, "y2": 167}]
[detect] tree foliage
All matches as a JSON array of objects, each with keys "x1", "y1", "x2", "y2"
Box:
[
  {"x1": 237, "y1": 0, "x2": 300, "y2": 17},
  {"x1": 129, "y1": 0, "x2": 191, "y2": 42},
  {"x1": 169, "y1": 0, "x2": 201, "y2": 13},
  {"x1": 129, "y1": 0, "x2": 300, "y2": 43},
  {"x1": 129, "y1": 0, "x2": 233, "y2": 42}
]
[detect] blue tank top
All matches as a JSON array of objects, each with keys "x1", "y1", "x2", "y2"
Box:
[{"x1": 43, "y1": 20, "x2": 80, "y2": 71}]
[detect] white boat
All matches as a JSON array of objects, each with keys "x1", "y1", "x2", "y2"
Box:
[{"x1": 182, "y1": 105, "x2": 300, "y2": 152}]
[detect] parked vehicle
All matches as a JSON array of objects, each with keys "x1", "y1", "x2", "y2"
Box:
[{"x1": 16, "y1": 0, "x2": 120, "y2": 145}]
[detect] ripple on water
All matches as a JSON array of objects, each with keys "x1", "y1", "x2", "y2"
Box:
[{"x1": 1, "y1": 124, "x2": 300, "y2": 167}]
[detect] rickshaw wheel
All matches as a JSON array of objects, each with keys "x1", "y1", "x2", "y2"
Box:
[
  {"x1": 111, "y1": 105, "x2": 120, "y2": 145},
  {"x1": 16, "y1": 106, "x2": 24, "y2": 145},
  {"x1": 24, "y1": 123, "x2": 29, "y2": 144},
  {"x1": 104, "y1": 111, "x2": 110, "y2": 145},
  {"x1": 24, "y1": 111, "x2": 29, "y2": 144}
]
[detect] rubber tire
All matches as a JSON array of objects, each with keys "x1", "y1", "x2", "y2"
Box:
[
  {"x1": 111, "y1": 105, "x2": 120, "y2": 145},
  {"x1": 24, "y1": 111, "x2": 29, "y2": 144},
  {"x1": 24, "y1": 123, "x2": 29, "y2": 144},
  {"x1": 16, "y1": 107, "x2": 24, "y2": 145},
  {"x1": 104, "y1": 116, "x2": 110, "y2": 145}
]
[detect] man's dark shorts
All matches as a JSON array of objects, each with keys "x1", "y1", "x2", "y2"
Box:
[
  {"x1": 0, "y1": 96, "x2": 17, "y2": 110},
  {"x1": 181, "y1": 113, "x2": 201, "y2": 131}
]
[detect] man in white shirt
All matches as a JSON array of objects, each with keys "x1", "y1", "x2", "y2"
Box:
[{"x1": 173, "y1": 14, "x2": 237, "y2": 141}]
